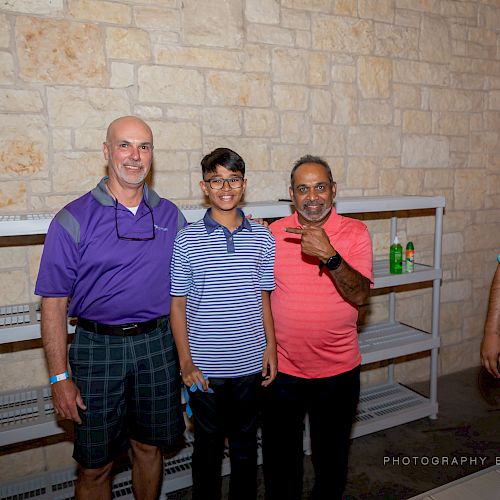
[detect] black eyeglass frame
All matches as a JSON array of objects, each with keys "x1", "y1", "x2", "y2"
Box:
[
  {"x1": 204, "y1": 177, "x2": 245, "y2": 190},
  {"x1": 114, "y1": 198, "x2": 156, "y2": 241}
]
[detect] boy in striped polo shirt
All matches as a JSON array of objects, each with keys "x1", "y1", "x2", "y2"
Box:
[{"x1": 170, "y1": 148, "x2": 277, "y2": 500}]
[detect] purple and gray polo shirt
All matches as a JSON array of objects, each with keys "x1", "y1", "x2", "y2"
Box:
[{"x1": 35, "y1": 177, "x2": 186, "y2": 324}]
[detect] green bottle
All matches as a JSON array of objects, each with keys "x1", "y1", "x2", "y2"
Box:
[
  {"x1": 406, "y1": 241, "x2": 415, "y2": 273},
  {"x1": 390, "y1": 236, "x2": 403, "y2": 274}
]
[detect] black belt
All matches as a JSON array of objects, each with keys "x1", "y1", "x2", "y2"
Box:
[{"x1": 77, "y1": 316, "x2": 167, "y2": 336}]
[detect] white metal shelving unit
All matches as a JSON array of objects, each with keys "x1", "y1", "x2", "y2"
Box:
[{"x1": 0, "y1": 196, "x2": 444, "y2": 498}]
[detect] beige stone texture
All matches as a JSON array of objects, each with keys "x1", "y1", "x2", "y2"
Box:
[
  {"x1": 110, "y1": 62, "x2": 134, "y2": 88},
  {"x1": 165, "y1": 106, "x2": 200, "y2": 121},
  {"x1": 423, "y1": 169, "x2": 454, "y2": 189},
  {"x1": 312, "y1": 15, "x2": 374, "y2": 54},
  {"x1": 16, "y1": 17, "x2": 106, "y2": 85},
  {"x1": 273, "y1": 84, "x2": 309, "y2": 111},
  {"x1": 479, "y1": 4, "x2": 500, "y2": 31},
  {"x1": 346, "y1": 158, "x2": 379, "y2": 189},
  {"x1": 295, "y1": 30, "x2": 312, "y2": 49},
  {"x1": 281, "y1": 112, "x2": 310, "y2": 144},
  {"x1": 312, "y1": 125, "x2": 346, "y2": 156},
  {"x1": 150, "y1": 121, "x2": 202, "y2": 151},
  {"x1": 332, "y1": 83, "x2": 357, "y2": 124},
  {"x1": 152, "y1": 151, "x2": 190, "y2": 173},
  {"x1": 429, "y1": 88, "x2": 483, "y2": 112},
  {"x1": 393, "y1": 84, "x2": 420, "y2": 109},
  {"x1": 0, "y1": 14, "x2": 10, "y2": 48},
  {"x1": 207, "y1": 72, "x2": 271, "y2": 107},
  {"x1": 245, "y1": 0, "x2": 280, "y2": 24},
  {"x1": 442, "y1": 232, "x2": 465, "y2": 255},
  {"x1": 134, "y1": 6, "x2": 180, "y2": 30},
  {"x1": 270, "y1": 144, "x2": 308, "y2": 172},
  {"x1": 432, "y1": 112, "x2": 469, "y2": 136},
  {"x1": 272, "y1": 48, "x2": 308, "y2": 84},
  {"x1": 281, "y1": 8, "x2": 310, "y2": 30},
  {"x1": 243, "y1": 44, "x2": 271, "y2": 72},
  {"x1": 396, "y1": 0, "x2": 439, "y2": 13},
  {"x1": 202, "y1": 107, "x2": 241, "y2": 136},
  {"x1": 379, "y1": 168, "x2": 424, "y2": 195},
  {"x1": 419, "y1": 15, "x2": 450, "y2": 63},
  {"x1": 244, "y1": 109, "x2": 279, "y2": 137},
  {"x1": 68, "y1": 0, "x2": 131, "y2": 24},
  {"x1": 0, "y1": 115, "x2": 48, "y2": 178},
  {"x1": 52, "y1": 129, "x2": 73, "y2": 151},
  {"x1": 74, "y1": 128, "x2": 106, "y2": 150},
  {"x1": 334, "y1": 0, "x2": 357, "y2": 16},
  {"x1": 451, "y1": 57, "x2": 500, "y2": 77},
  {"x1": 0, "y1": 52, "x2": 14, "y2": 84},
  {"x1": 203, "y1": 138, "x2": 268, "y2": 171},
  {"x1": 359, "y1": 100, "x2": 392, "y2": 125},
  {"x1": 0, "y1": 270, "x2": 28, "y2": 304},
  {"x1": 441, "y1": 0, "x2": 476, "y2": 19},
  {"x1": 155, "y1": 46, "x2": 242, "y2": 70},
  {"x1": 1, "y1": 0, "x2": 63, "y2": 15},
  {"x1": 310, "y1": 89, "x2": 332, "y2": 123},
  {"x1": 358, "y1": 56, "x2": 391, "y2": 99},
  {"x1": 106, "y1": 27, "x2": 151, "y2": 61},
  {"x1": 243, "y1": 171, "x2": 289, "y2": 202},
  {"x1": 393, "y1": 60, "x2": 448, "y2": 86},
  {"x1": 489, "y1": 90, "x2": 500, "y2": 110},
  {"x1": 153, "y1": 170, "x2": 191, "y2": 199},
  {"x1": 331, "y1": 65, "x2": 356, "y2": 83},
  {"x1": 47, "y1": 87, "x2": 130, "y2": 127},
  {"x1": 454, "y1": 170, "x2": 487, "y2": 211},
  {"x1": 359, "y1": 0, "x2": 394, "y2": 22},
  {"x1": 395, "y1": 8, "x2": 421, "y2": 27},
  {"x1": 0, "y1": 246, "x2": 26, "y2": 271},
  {"x1": 403, "y1": 110, "x2": 431, "y2": 134},
  {"x1": 281, "y1": 0, "x2": 331, "y2": 11},
  {"x1": 246, "y1": 24, "x2": 294, "y2": 46},
  {"x1": 182, "y1": 0, "x2": 243, "y2": 49},
  {"x1": 52, "y1": 152, "x2": 106, "y2": 193},
  {"x1": 134, "y1": 105, "x2": 162, "y2": 120},
  {"x1": 374, "y1": 23, "x2": 419, "y2": 58},
  {"x1": 138, "y1": 66, "x2": 204, "y2": 105},
  {"x1": 309, "y1": 52, "x2": 330, "y2": 85},
  {"x1": 402, "y1": 135, "x2": 449, "y2": 168},
  {"x1": 347, "y1": 126, "x2": 401, "y2": 157},
  {"x1": 0, "y1": 89, "x2": 42, "y2": 113}
]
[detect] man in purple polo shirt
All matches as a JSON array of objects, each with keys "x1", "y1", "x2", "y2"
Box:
[{"x1": 35, "y1": 116, "x2": 185, "y2": 500}]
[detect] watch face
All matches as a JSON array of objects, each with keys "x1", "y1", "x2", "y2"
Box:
[{"x1": 326, "y1": 253, "x2": 342, "y2": 270}]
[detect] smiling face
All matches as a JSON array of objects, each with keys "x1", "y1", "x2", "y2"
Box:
[
  {"x1": 200, "y1": 165, "x2": 247, "y2": 213},
  {"x1": 289, "y1": 162, "x2": 336, "y2": 227},
  {"x1": 103, "y1": 116, "x2": 153, "y2": 189}
]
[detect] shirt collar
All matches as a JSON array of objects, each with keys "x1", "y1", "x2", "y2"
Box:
[
  {"x1": 203, "y1": 208, "x2": 252, "y2": 234},
  {"x1": 91, "y1": 176, "x2": 161, "y2": 208}
]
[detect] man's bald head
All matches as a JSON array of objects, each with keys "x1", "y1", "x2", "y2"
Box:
[{"x1": 106, "y1": 116, "x2": 153, "y2": 145}]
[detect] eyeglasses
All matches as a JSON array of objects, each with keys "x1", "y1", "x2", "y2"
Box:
[
  {"x1": 204, "y1": 177, "x2": 245, "y2": 190},
  {"x1": 114, "y1": 199, "x2": 155, "y2": 241}
]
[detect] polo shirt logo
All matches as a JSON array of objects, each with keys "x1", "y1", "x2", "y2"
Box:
[{"x1": 154, "y1": 224, "x2": 169, "y2": 232}]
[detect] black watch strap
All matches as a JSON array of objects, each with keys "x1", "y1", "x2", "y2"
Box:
[{"x1": 321, "y1": 252, "x2": 342, "y2": 271}]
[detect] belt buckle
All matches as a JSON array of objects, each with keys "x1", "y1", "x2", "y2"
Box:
[{"x1": 121, "y1": 323, "x2": 139, "y2": 335}]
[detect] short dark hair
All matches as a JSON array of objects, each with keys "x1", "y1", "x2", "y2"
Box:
[
  {"x1": 201, "y1": 148, "x2": 245, "y2": 178},
  {"x1": 290, "y1": 154, "x2": 333, "y2": 186}
]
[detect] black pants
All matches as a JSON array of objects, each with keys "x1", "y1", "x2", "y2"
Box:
[
  {"x1": 262, "y1": 366, "x2": 360, "y2": 500},
  {"x1": 190, "y1": 372, "x2": 262, "y2": 500}
]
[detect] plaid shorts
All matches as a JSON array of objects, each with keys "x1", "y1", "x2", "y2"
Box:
[{"x1": 69, "y1": 316, "x2": 185, "y2": 468}]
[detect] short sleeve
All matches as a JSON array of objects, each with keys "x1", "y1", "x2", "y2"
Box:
[
  {"x1": 170, "y1": 231, "x2": 192, "y2": 296},
  {"x1": 259, "y1": 230, "x2": 276, "y2": 291}
]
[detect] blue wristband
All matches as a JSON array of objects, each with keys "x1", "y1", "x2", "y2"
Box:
[
  {"x1": 49, "y1": 371, "x2": 69, "y2": 384},
  {"x1": 497, "y1": 253, "x2": 500, "y2": 263}
]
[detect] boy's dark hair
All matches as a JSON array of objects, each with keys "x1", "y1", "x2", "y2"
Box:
[
  {"x1": 201, "y1": 148, "x2": 245, "y2": 178},
  {"x1": 290, "y1": 154, "x2": 333, "y2": 186}
]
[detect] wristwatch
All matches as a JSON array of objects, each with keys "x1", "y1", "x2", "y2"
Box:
[{"x1": 320, "y1": 252, "x2": 343, "y2": 271}]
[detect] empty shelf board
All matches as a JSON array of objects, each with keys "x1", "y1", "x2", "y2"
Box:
[
  {"x1": 372, "y1": 261, "x2": 441, "y2": 289},
  {"x1": 353, "y1": 382, "x2": 437, "y2": 438},
  {"x1": 359, "y1": 322, "x2": 440, "y2": 365}
]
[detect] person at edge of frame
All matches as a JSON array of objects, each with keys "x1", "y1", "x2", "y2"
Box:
[
  {"x1": 35, "y1": 116, "x2": 185, "y2": 500},
  {"x1": 170, "y1": 147, "x2": 278, "y2": 500},
  {"x1": 262, "y1": 154, "x2": 373, "y2": 500}
]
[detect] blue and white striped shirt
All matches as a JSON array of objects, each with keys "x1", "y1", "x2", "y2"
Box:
[{"x1": 170, "y1": 209, "x2": 276, "y2": 377}]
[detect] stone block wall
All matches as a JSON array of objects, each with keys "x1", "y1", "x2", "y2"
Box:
[{"x1": 1, "y1": 0, "x2": 500, "y2": 481}]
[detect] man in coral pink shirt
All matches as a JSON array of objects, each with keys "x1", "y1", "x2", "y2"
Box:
[{"x1": 263, "y1": 155, "x2": 373, "y2": 500}]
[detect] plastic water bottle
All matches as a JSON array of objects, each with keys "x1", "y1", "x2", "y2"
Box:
[{"x1": 390, "y1": 236, "x2": 403, "y2": 274}]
